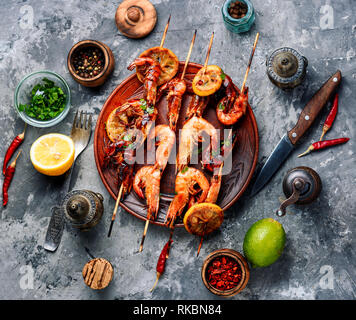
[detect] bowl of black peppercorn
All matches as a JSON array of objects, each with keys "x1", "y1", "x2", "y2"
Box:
[{"x1": 67, "y1": 40, "x2": 115, "y2": 87}]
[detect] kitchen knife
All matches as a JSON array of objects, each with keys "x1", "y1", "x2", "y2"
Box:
[{"x1": 250, "y1": 70, "x2": 341, "y2": 196}]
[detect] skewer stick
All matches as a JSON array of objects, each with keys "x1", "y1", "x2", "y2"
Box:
[
  {"x1": 203, "y1": 32, "x2": 215, "y2": 72},
  {"x1": 139, "y1": 219, "x2": 150, "y2": 252},
  {"x1": 107, "y1": 184, "x2": 124, "y2": 238},
  {"x1": 181, "y1": 30, "x2": 197, "y2": 80},
  {"x1": 197, "y1": 236, "x2": 204, "y2": 257},
  {"x1": 241, "y1": 32, "x2": 259, "y2": 93},
  {"x1": 160, "y1": 15, "x2": 171, "y2": 48}
]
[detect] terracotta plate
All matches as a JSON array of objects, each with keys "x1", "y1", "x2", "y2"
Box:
[{"x1": 94, "y1": 62, "x2": 259, "y2": 227}]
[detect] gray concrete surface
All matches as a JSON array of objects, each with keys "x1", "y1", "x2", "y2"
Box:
[{"x1": 0, "y1": 0, "x2": 355, "y2": 300}]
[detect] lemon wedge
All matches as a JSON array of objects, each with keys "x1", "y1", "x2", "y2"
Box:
[{"x1": 30, "y1": 133, "x2": 75, "y2": 176}]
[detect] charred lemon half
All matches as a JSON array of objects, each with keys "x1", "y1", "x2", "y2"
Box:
[{"x1": 183, "y1": 203, "x2": 224, "y2": 237}]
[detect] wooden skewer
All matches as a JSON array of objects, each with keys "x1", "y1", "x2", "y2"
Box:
[
  {"x1": 107, "y1": 184, "x2": 124, "y2": 238},
  {"x1": 139, "y1": 218, "x2": 150, "y2": 252},
  {"x1": 197, "y1": 236, "x2": 204, "y2": 257},
  {"x1": 181, "y1": 29, "x2": 197, "y2": 80},
  {"x1": 203, "y1": 32, "x2": 215, "y2": 72},
  {"x1": 160, "y1": 15, "x2": 171, "y2": 48},
  {"x1": 241, "y1": 32, "x2": 259, "y2": 93}
]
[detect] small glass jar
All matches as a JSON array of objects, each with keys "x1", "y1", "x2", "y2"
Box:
[{"x1": 221, "y1": 0, "x2": 255, "y2": 34}]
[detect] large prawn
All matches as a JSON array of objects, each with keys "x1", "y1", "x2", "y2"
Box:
[
  {"x1": 216, "y1": 86, "x2": 249, "y2": 126},
  {"x1": 133, "y1": 125, "x2": 175, "y2": 220},
  {"x1": 165, "y1": 167, "x2": 210, "y2": 228},
  {"x1": 133, "y1": 124, "x2": 176, "y2": 251},
  {"x1": 157, "y1": 78, "x2": 187, "y2": 131},
  {"x1": 177, "y1": 116, "x2": 219, "y2": 172},
  {"x1": 128, "y1": 57, "x2": 162, "y2": 108}
]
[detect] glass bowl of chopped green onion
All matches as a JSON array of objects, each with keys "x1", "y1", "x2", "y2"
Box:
[{"x1": 14, "y1": 70, "x2": 71, "y2": 127}]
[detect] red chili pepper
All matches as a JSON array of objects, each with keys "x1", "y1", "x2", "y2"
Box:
[
  {"x1": 298, "y1": 137, "x2": 350, "y2": 158},
  {"x1": 320, "y1": 93, "x2": 339, "y2": 141},
  {"x1": 150, "y1": 239, "x2": 173, "y2": 292},
  {"x1": 2, "y1": 150, "x2": 22, "y2": 207},
  {"x1": 2, "y1": 124, "x2": 26, "y2": 175}
]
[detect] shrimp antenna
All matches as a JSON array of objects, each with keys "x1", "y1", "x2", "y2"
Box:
[
  {"x1": 241, "y1": 32, "x2": 259, "y2": 93},
  {"x1": 181, "y1": 30, "x2": 197, "y2": 80},
  {"x1": 203, "y1": 32, "x2": 215, "y2": 72},
  {"x1": 160, "y1": 15, "x2": 171, "y2": 48},
  {"x1": 107, "y1": 184, "x2": 124, "y2": 237}
]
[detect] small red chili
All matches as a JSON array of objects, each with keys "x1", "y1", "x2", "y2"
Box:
[
  {"x1": 298, "y1": 137, "x2": 350, "y2": 158},
  {"x1": 2, "y1": 124, "x2": 26, "y2": 175},
  {"x1": 206, "y1": 255, "x2": 242, "y2": 291},
  {"x1": 150, "y1": 239, "x2": 173, "y2": 292},
  {"x1": 2, "y1": 150, "x2": 22, "y2": 207},
  {"x1": 320, "y1": 93, "x2": 339, "y2": 141}
]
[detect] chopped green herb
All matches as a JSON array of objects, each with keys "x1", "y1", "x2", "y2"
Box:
[
  {"x1": 146, "y1": 106, "x2": 154, "y2": 115},
  {"x1": 218, "y1": 103, "x2": 225, "y2": 111},
  {"x1": 123, "y1": 134, "x2": 132, "y2": 141},
  {"x1": 181, "y1": 166, "x2": 189, "y2": 173},
  {"x1": 223, "y1": 139, "x2": 231, "y2": 147},
  {"x1": 19, "y1": 78, "x2": 66, "y2": 121},
  {"x1": 140, "y1": 99, "x2": 147, "y2": 110},
  {"x1": 220, "y1": 69, "x2": 226, "y2": 80}
]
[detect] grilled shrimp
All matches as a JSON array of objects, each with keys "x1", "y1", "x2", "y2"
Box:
[
  {"x1": 157, "y1": 78, "x2": 187, "y2": 131},
  {"x1": 216, "y1": 87, "x2": 249, "y2": 126},
  {"x1": 128, "y1": 57, "x2": 161, "y2": 108},
  {"x1": 165, "y1": 167, "x2": 210, "y2": 228},
  {"x1": 133, "y1": 124, "x2": 175, "y2": 220},
  {"x1": 184, "y1": 94, "x2": 210, "y2": 122},
  {"x1": 177, "y1": 116, "x2": 219, "y2": 172},
  {"x1": 148, "y1": 124, "x2": 176, "y2": 171},
  {"x1": 205, "y1": 164, "x2": 223, "y2": 204},
  {"x1": 133, "y1": 166, "x2": 161, "y2": 220}
]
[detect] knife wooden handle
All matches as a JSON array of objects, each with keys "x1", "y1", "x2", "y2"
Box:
[{"x1": 287, "y1": 70, "x2": 341, "y2": 145}]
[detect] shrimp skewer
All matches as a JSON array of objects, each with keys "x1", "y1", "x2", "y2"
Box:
[
  {"x1": 158, "y1": 30, "x2": 197, "y2": 131},
  {"x1": 134, "y1": 125, "x2": 175, "y2": 251},
  {"x1": 107, "y1": 18, "x2": 172, "y2": 238},
  {"x1": 128, "y1": 58, "x2": 161, "y2": 108},
  {"x1": 216, "y1": 33, "x2": 259, "y2": 125}
]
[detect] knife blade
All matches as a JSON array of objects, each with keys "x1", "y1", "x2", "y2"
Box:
[{"x1": 250, "y1": 70, "x2": 342, "y2": 196}]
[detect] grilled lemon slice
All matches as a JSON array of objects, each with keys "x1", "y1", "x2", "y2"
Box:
[
  {"x1": 183, "y1": 203, "x2": 224, "y2": 236},
  {"x1": 192, "y1": 65, "x2": 223, "y2": 97}
]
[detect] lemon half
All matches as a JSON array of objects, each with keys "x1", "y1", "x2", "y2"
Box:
[{"x1": 30, "y1": 133, "x2": 75, "y2": 176}]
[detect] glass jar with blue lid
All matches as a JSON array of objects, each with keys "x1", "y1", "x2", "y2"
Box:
[{"x1": 222, "y1": 0, "x2": 255, "y2": 33}]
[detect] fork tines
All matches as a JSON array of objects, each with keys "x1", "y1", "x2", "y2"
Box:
[{"x1": 72, "y1": 110, "x2": 93, "y2": 130}]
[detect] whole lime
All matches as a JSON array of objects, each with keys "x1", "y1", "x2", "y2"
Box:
[{"x1": 243, "y1": 218, "x2": 286, "y2": 268}]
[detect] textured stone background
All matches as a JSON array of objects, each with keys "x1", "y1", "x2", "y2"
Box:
[{"x1": 0, "y1": 0, "x2": 355, "y2": 300}]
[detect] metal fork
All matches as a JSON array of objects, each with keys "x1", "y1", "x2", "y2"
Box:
[
  {"x1": 44, "y1": 111, "x2": 93, "y2": 252},
  {"x1": 71, "y1": 110, "x2": 93, "y2": 167}
]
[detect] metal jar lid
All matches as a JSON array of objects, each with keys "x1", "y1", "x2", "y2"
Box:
[
  {"x1": 62, "y1": 190, "x2": 99, "y2": 227},
  {"x1": 266, "y1": 47, "x2": 308, "y2": 89}
]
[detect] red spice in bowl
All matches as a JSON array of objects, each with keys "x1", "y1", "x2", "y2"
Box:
[
  {"x1": 206, "y1": 255, "x2": 242, "y2": 290},
  {"x1": 201, "y1": 249, "x2": 250, "y2": 297}
]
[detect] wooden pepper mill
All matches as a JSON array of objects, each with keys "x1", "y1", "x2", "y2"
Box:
[
  {"x1": 115, "y1": 0, "x2": 157, "y2": 38},
  {"x1": 82, "y1": 258, "x2": 114, "y2": 290}
]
